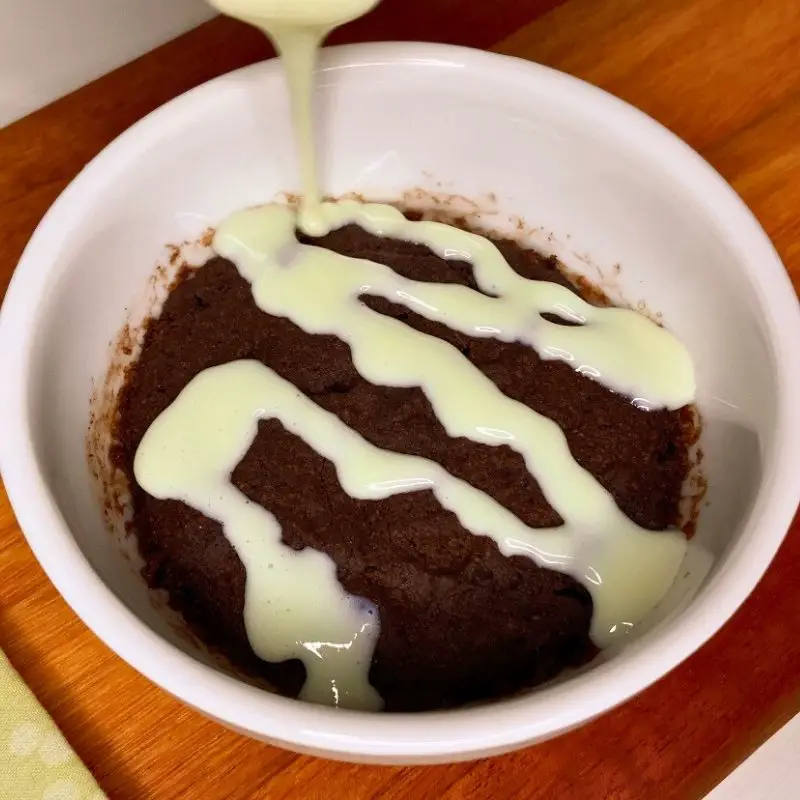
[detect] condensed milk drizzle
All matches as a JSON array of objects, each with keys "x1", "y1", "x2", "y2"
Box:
[{"x1": 134, "y1": 0, "x2": 699, "y2": 709}]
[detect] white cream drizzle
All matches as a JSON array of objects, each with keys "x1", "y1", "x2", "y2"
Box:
[
  {"x1": 132, "y1": 0, "x2": 702, "y2": 710},
  {"x1": 135, "y1": 196, "x2": 695, "y2": 706},
  {"x1": 221, "y1": 201, "x2": 695, "y2": 409},
  {"x1": 207, "y1": 0, "x2": 379, "y2": 226}
]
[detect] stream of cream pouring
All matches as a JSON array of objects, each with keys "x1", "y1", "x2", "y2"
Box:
[{"x1": 134, "y1": 0, "x2": 702, "y2": 710}]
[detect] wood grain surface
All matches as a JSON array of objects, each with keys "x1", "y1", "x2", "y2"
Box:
[{"x1": 1, "y1": 0, "x2": 799, "y2": 797}]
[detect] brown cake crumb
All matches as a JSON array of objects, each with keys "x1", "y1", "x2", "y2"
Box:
[{"x1": 111, "y1": 221, "x2": 692, "y2": 711}]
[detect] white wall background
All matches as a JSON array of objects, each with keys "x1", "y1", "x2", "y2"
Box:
[{"x1": 0, "y1": 0, "x2": 216, "y2": 126}]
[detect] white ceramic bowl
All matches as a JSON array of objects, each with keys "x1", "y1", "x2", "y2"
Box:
[{"x1": 1, "y1": 43, "x2": 799, "y2": 764}]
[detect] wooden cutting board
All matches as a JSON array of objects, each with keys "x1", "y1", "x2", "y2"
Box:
[{"x1": 1, "y1": 0, "x2": 799, "y2": 797}]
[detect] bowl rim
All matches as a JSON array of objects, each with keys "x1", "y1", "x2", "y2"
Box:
[{"x1": 1, "y1": 42, "x2": 800, "y2": 762}]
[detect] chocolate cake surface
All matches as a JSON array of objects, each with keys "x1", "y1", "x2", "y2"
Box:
[{"x1": 111, "y1": 220, "x2": 692, "y2": 711}]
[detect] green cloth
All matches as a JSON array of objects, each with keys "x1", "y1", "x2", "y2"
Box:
[{"x1": 0, "y1": 649, "x2": 105, "y2": 800}]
